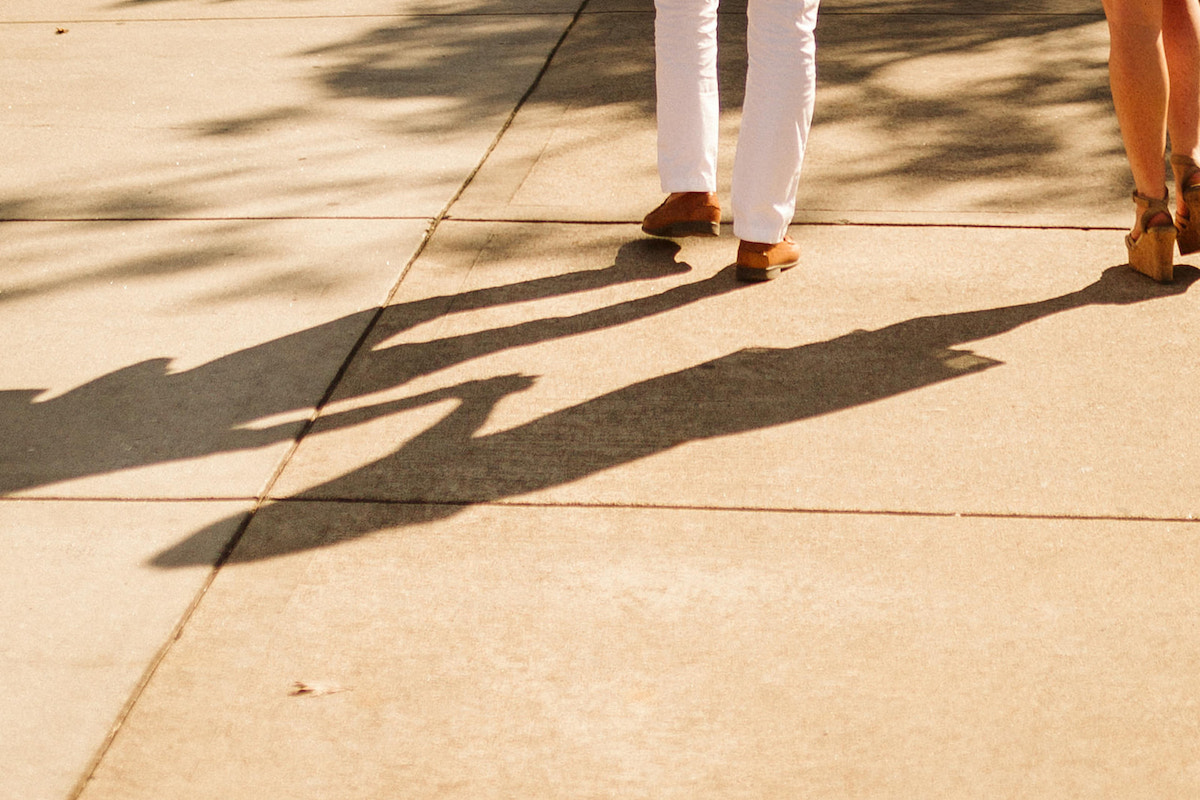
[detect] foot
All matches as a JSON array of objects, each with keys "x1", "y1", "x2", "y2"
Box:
[
  {"x1": 641, "y1": 192, "x2": 721, "y2": 238},
  {"x1": 1126, "y1": 189, "x2": 1175, "y2": 282},
  {"x1": 735, "y1": 236, "x2": 800, "y2": 282},
  {"x1": 1131, "y1": 211, "x2": 1173, "y2": 240},
  {"x1": 1129, "y1": 188, "x2": 1171, "y2": 242}
]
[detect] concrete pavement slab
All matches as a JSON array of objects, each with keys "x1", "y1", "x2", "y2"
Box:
[
  {"x1": 1, "y1": 10, "x2": 575, "y2": 220},
  {"x1": 260, "y1": 222, "x2": 1200, "y2": 528},
  {"x1": 596, "y1": 0, "x2": 1100, "y2": 12},
  {"x1": 82, "y1": 502, "x2": 1200, "y2": 799},
  {"x1": 6, "y1": 1, "x2": 1195, "y2": 798},
  {"x1": 0, "y1": 218, "x2": 425, "y2": 498},
  {"x1": 807, "y1": 11, "x2": 1120, "y2": 226},
  {"x1": 834, "y1": 0, "x2": 1099, "y2": 10},
  {"x1": 2, "y1": 0, "x2": 582, "y2": 23},
  {"x1": 448, "y1": 8, "x2": 684, "y2": 222},
  {"x1": 0, "y1": 499, "x2": 245, "y2": 800},
  {"x1": 453, "y1": 6, "x2": 1122, "y2": 227}
]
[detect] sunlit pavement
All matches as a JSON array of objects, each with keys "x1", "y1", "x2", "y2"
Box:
[{"x1": 3, "y1": 2, "x2": 1198, "y2": 798}]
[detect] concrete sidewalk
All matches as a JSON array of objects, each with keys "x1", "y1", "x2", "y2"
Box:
[{"x1": 2, "y1": 1, "x2": 1198, "y2": 798}]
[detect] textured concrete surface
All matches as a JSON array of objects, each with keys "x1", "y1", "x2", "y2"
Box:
[
  {"x1": 3, "y1": 12, "x2": 574, "y2": 219},
  {"x1": 82, "y1": 504, "x2": 1200, "y2": 799},
  {"x1": 0, "y1": 501, "x2": 245, "y2": 800},
  {"x1": 1, "y1": 0, "x2": 583, "y2": 21},
  {"x1": 3, "y1": 0, "x2": 1199, "y2": 798}
]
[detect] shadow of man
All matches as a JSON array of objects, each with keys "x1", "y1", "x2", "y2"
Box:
[
  {"x1": 154, "y1": 264, "x2": 1198, "y2": 567},
  {"x1": 0, "y1": 239, "x2": 697, "y2": 497}
]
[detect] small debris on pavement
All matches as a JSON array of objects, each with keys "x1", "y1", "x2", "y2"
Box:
[{"x1": 289, "y1": 680, "x2": 348, "y2": 697}]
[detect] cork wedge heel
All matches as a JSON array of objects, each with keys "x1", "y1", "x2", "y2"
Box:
[{"x1": 1126, "y1": 189, "x2": 1175, "y2": 283}]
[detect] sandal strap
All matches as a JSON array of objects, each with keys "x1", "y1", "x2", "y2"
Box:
[
  {"x1": 1132, "y1": 188, "x2": 1169, "y2": 210},
  {"x1": 1132, "y1": 188, "x2": 1171, "y2": 229}
]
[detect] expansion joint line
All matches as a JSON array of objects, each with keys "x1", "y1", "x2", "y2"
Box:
[
  {"x1": 249, "y1": 0, "x2": 597, "y2": 515},
  {"x1": 259, "y1": 0, "x2": 595, "y2": 512},
  {"x1": 68, "y1": 8, "x2": 596, "y2": 796}
]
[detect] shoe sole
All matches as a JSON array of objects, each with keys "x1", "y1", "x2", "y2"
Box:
[
  {"x1": 641, "y1": 221, "x2": 721, "y2": 238},
  {"x1": 735, "y1": 260, "x2": 799, "y2": 282}
]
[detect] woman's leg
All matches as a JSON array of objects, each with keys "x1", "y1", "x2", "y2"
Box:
[
  {"x1": 654, "y1": 0, "x2": 721, "y2": 193},
  {"x1": 1102, "y1": 0, "x2": 1169, "y2": 217},
  {"x1": 1163, "y1": 0, "x2": 1200, "y2": 209},
  {"x1": 730, "y1": 0, "x2": 820, "y2": 244}
]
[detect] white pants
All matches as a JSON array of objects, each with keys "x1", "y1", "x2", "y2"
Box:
[{"x1": 654, "y1": 0, "x2": 820, "y2": 244}]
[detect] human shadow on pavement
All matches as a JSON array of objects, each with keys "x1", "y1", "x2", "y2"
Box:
[
  {"x1": 153, "y1": 264, "x2": 1198, "y2": 567},
  {"x1": 0, "y1": 239, "x2": 696, "y2": 496}
]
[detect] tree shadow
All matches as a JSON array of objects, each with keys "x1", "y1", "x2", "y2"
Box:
[
  {"x1": 303, "y1": 1, "x2": 1110, "y2": 186},
  {"x1": 809, "y1": 9, "x2": 1118, "y2": 204},
  {"x1": 6, "y1": 0, "x2": 1115, "y2": 306},
  {"x1": 151, "y1": 263, "x2": 1199, "y2": 567},
  {"x1": 169, "y1": 0, "x2": 1108, "y2": 197}
]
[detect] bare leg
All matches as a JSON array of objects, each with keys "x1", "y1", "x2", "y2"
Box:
[
  {"x1": 1163, "y1": 0, "x2": 1200, "y2": 212},
  {"x1": 1102, "y1": 0, "x2": 1171, "y2": 234}
]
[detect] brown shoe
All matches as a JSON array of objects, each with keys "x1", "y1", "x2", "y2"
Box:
[
  {"x1": 641, "y1": 192, "x2": 721, "y2": 238},
  {"x1": 735, "y1": 236, "x2": 800, "y2": 282}
]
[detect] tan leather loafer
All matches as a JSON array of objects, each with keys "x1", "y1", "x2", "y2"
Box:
[
  {"x1": 641, "y1": 192, "x2": 721, "y2": 238},
  {"x1": 735, "y1": 236, "x2": 800, "y2": 282}
]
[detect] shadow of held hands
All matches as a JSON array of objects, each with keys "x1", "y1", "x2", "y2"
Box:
[{"x1": 152, "y1": 265, "x2": 1198, "y2": 567}]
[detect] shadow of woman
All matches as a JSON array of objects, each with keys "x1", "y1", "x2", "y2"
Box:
[{"x1": 153, "y1": 264, "x2": 1198, "y2": 567}]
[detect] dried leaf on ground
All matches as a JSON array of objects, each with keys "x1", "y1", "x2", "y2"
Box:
[{"x1": 289, "y1": 680, "x2": 348, "y2": 697}]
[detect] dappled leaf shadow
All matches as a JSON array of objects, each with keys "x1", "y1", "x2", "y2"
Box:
[
  {"x1": 170, "y1": 0, "x2": 1108, "y2": 195},
  {"x1": 811, "y1": 10, "x2": 1117, "y2": 201},
  {"x1": 5, "y1": 0, "x2": 1116, "y2": 305}
]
